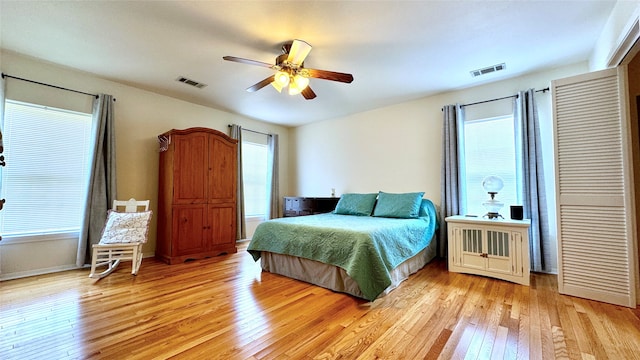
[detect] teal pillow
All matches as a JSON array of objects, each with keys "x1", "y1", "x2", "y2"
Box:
[
  {"x1": 373, "y1": 191, "x2": 425, "y2": 218},
  {"x1": 333, "y1": 193, "x2": 378, "y2": 216}
]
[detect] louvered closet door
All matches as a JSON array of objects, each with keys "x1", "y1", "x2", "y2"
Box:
[{"x1": 552, "y1": 67, "x2": 636, "y2": 307}]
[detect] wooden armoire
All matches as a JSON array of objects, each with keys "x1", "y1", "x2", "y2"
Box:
[{"x1": 156, "y1": 127, "x2": 238, "y2": 264}]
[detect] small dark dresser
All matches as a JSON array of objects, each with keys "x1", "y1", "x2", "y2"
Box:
[{"x1": 283, "y1": 197, "x2": 340, "y2": 217}]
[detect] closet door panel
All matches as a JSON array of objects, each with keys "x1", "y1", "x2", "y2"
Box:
[{"x1": 552, "y1": 67, "x2": 636, "y2": 307}]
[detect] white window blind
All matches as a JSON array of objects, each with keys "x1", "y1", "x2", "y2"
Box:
[
  {"x1": 462, "y1": 115, "x2": 519, "y2": 216},
  {"x1": 0, "y1": 100, "x2": 92, "y2": 237},
  {"x1": 242, "y1": 141, "x2": 268, "y2": 217}
]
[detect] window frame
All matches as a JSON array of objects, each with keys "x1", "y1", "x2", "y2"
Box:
[
  {"x1": 0, "y1": 100, "x2": 93, "y2": 244},
  {"x1": 459, "y1": 113, "x2": 523, "y2": 216},
  {"x1": 241, "y1": 140, "x2": 269, "y2": 219}
]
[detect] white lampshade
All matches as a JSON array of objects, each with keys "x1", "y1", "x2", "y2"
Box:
[
  {"x1": 289, "y1": 75, "x2": 309, "y2": 95},
  {"x1": 288, "y1": 81, "x2": 301, "y2": 95},
  {"x1": 482, "y1": 175, "x2": 504, "y2": 193},
  {"x1": 274, "y1": 71, "x2": 290, "y2": 87},
  {"x1": 293, "y1": 74, "x2": 309, "y2": 90}
]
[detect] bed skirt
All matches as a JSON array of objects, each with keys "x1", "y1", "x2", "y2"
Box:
[{"x1": 260, "y1": 236, "x2": 438, "y2": 300}]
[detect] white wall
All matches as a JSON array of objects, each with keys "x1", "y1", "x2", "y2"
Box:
[
  {"x1": 291, "y1": 62, "x2": 590, "y2": 274},
  {"x1": 0, "y1": 50, "x2": 290, "y2": 279},
  {"x1": 289, "y1": 98, "x2": 443, "y2": 200},
  {"x1": 590, "y1": 1, "x2": 640, "y2": 70}
]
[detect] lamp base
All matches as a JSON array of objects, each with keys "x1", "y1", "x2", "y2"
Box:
[{"x1": 483, "y1": 212, "x2": 503, "y2": 220}]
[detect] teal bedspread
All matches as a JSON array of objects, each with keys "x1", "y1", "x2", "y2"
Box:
[{"x1": 247, "y1": 200, "x2": 437, "y2": 301}]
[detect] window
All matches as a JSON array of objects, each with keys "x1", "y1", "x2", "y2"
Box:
[
  {"x1": 461, "y1": 115, "x2": 520, "y2": 216},
  {"x1": 242, "y1": 141, "x2": 268, "y2": 217},
  {"x1": 0, "y1": 100, "x2": 92, "y2": 239}
]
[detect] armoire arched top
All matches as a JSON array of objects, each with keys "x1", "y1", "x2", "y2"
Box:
[{"x1": 158, "y1": 127, "x2": 238, "y2": 151}]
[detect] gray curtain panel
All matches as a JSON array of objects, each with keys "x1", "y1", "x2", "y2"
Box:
[
  {"x1": 0, "y1": 76, "x2": 5, "y2": 214},
  {"x1": 230, "y1": 124, "x2": 246, "y2": 240},
  {"x1": 0, "y1": 75, "x2": 5, "y2": 130},
  {"x1": 0, "y1": 75, "x2": 5, "y2": 153},
  {"x1": 77, "y1": 94, "x2": 117, "y2": 266},
  {"x1": 266, "y1": 134, "x2": 280, "y2": 219},
  {"x1": 439, "y1": 104, "x2": 464, "y2": 258},
  {"x1": 515, "y1": 89, "x2": 550, "y2": 272}
]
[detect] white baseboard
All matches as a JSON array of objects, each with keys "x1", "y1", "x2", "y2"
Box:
[
  {"x1": 0, "y1": 264, "x2": 80, "y2": 281},
  {"x1": 0, "y1": 249, "x2": 250, "y2": 281},
  {"x1": 1, "y1": 254, "x2": 156, "y2": 281}
]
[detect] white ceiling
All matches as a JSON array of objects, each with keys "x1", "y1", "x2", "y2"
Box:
[{"x1": 0, "y1": 1, "x2": 617, "y2": 127}]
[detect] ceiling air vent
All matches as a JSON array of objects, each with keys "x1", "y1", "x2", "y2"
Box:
[
  {"x1": 176, "y1": 76, "x2": 207, "y2": 89},
  {"x1": 470, "y1": 63, "x2": 506, "y2": 77}
]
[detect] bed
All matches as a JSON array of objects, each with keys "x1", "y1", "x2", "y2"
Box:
[{"x1": 247, "y1": 192, "x2": 438, "y2": 301}]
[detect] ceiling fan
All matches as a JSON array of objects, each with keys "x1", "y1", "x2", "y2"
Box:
[{"x1": 223, "y1": 39, "x2": 354, "y2": 100}]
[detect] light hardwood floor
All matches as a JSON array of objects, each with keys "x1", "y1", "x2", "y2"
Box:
[{"x1": 2, "y1": 242, "x2": 640, "y2": 359}]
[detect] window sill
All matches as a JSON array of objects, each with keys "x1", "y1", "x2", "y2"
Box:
[{"x1": 0, "y1": 232, "x2": 79, "y2": 245}]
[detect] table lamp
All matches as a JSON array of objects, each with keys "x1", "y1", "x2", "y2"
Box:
[{"x1": 482, "y1": 175, "x2": 504, "y2": 219}]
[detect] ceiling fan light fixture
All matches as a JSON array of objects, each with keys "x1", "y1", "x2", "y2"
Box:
[
  {"x1": 288, "y1": 80, "x2": 302, "y2": 96},
  {"x1": 274, "y1": 71, "x2": 290, "y2": 87},
  {"x1": 293, "y1": 74, "x2": 309, "y2": 90},
  {"x1": 223, "y1": 39, "x2": 353, "y2": 99}
]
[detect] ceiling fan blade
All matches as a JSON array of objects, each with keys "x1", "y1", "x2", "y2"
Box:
[
  {"x1": 287, "y1": 39, "x2": 312, "y2": 66},
  {"x1": 246, "y1": 75, "x2": 275, "y2": 92},
  {"x1": 301, "y1": 86, "x2": 316, "y2": 100},
  {"x1": 223, "y1": 56, "x2": 275, "y2": 69},
  {"x1": 305, "y1": 69, "x2": 354, "y2": 83}
]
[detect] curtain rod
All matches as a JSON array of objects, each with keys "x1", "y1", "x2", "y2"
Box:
[
  {"x1": 1, "y1": 72, "x2": 103, "y2": 99},
  {"x1": 441, "y1": 87, "x2": 550, "y2": 111},
  {"x1": 460, "y1": 87, "x2": 550, "y2": 108},
  {"x1": 227, "y1": 124, "x2": 272, "y2": 137}
]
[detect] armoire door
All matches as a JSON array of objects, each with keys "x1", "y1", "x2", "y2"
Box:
[
  {"x1": 552, "y1": 66, "x2": 637, "y2": 307},
  {"x1": 173, "y1": 132, "x2": 209, "y2": 204},
  {"x1": 209, "y1": 204, "x2": 236, "y2": 248},
  {"x1": 173, "y1": 205, "x2": 208, "y2": 257},
  {"x1": 208, "y1": 135, "x2": 237, "y2": 203}
]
